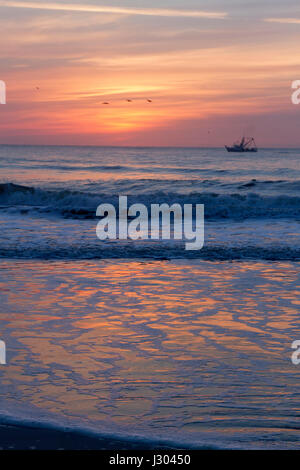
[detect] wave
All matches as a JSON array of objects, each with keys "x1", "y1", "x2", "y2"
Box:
[
  {"x1": 0, "y1": 163, "x2": 229, "y2": 174},
  {"x1": 236, "y1": 179, "x2": 300, "y2": 191},
  {"x1": 5, "y1": 163, "x2": 128, "y2": 172},
  {"x1": 0, "y1": 243, "x2": 299, "y2": 261},
  {"x1": 0, "y1": 413, "x2": 222, "y2": 450},
  {"x1": 0, "y1": 183, "x2": 299, "y2": 220}
]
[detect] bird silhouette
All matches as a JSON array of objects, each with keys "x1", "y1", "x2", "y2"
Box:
[
  {"x1": 147, "y1": 99, "x2": 152, "y2": 103},
  {"x1": 102, "y1": 102, "x2": 110, "y2": 105}
]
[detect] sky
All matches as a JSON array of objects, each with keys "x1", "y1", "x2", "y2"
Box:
[{"x1": 1, "y1": 0, "x2": 300, "y2": 146}]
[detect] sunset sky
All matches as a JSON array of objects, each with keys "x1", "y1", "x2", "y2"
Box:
[{"x1": 1, "y1": 0, "x2": 300, "y2": 146}]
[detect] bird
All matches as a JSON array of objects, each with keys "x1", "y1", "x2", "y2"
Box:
[
  {"x1": 35, "y1": 87, "x2": 40, "y2": 90},
  {"x1": 147, "y1": 99, "x2": 152, "y2": 103},
  {"x1": 126, "y1": 99, "x2": 133, "y2": 102},
  {"x1": 102, "y1": 102, "x2": 110, "y2": 105}
]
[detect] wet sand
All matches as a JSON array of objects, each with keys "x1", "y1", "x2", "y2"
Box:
[
  {"x1": 1, "y1": 259, "x2": 300, "y2": 449},
  {"x1": 0, "y1": 423, "x2": 183, "y2": 450}
]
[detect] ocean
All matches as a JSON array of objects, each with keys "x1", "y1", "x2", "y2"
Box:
[{"x1": 0, "y1": 145, "x2": 299, "y2": 449}]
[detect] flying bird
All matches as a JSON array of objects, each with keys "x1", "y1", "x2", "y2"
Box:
[
  {"x1": 147, "y1": 99, "x2": 152, "y2": 103},
  {"x1": 102, "y1": 102, "x2": 110, "y2": 105},
  {"x1": 126, "y1": 99, "x2": 133, "y2": 102}
]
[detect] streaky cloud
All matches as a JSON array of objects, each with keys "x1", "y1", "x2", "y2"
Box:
[
  {"x1": 264, "y1": 18, "x2": 300, "y2": 24},
  {"x1": 0, "y1": 1, "x2": 228, "y2": 19}
]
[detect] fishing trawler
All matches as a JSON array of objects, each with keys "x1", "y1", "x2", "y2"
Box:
[{"x1": 225, "y1": 137, "x2": 257, "y2": 153}]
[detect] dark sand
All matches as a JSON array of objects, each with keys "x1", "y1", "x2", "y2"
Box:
[{"x1": 0, "y1": 424, "x2": 184, "y2": 450}]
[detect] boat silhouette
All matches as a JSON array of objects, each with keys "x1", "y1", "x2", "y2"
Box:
[{"x1": 225, "y1": 137, "x2": 257, "y2": 152}]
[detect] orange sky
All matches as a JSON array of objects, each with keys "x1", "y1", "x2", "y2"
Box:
[{"x1": 1, "y1": 1, "x2": 300, "y2": 146}]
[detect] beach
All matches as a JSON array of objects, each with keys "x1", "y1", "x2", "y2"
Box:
[
  {"x1": 0, "y1": 258, "x2": 299, "y2": 449},
  {"x1": 0, "y1": 146, "x2": 299, "y2": 449},
  {"x1": 0, "y1": 422, "x2": 183, "y2": 450}
]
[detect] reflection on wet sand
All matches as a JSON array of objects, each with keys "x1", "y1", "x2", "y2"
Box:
[{"x1": 0, "y1": 260, "x2": 299, "y2": 448}]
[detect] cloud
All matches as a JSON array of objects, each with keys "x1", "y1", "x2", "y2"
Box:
[
  {"x1": 0, "y1": 1, "x2": 227, "y2": 19},
  {"x1": 264, "y1": 18, "x2": 300, "y2": 24}
]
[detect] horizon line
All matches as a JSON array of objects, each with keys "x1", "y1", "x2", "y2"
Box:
[{"x1": 0, "y1": 143, "x2": 299, "y2": 150}]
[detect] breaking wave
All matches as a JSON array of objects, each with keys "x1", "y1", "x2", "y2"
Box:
[
  {"x1": 0, "y1": 183, "x2": 299, "y2": 220},
  {"x1": 0, "y1": 242, "x2": 299, "y2": 261}
]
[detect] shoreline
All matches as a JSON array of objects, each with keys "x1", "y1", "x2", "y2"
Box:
[{"x1": 0, "y1": 423, "x2": 189, "y2": 450}]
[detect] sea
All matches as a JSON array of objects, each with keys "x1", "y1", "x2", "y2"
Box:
[{"x1": 0, "y1": 145, "x2": 299, "y2": 449}]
